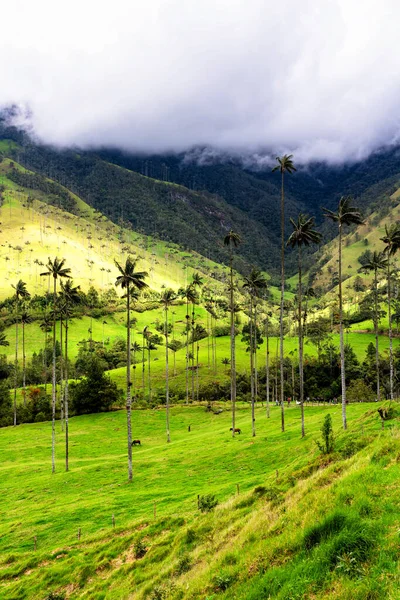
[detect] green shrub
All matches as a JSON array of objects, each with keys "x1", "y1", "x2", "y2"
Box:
[
  {"x1": 198, "y1": 494, "x2": 218, "y2": 512},
  {"x1": 185, "y1": 528, "x2": 196, "y2": 544},
  {"x1": 316, "y1": 414, "x2": 335, "y2": 454},
  {"x1": 213, "y1": 571, "x2": 236, "y2": 591},
  {"x1": 134, "y1": 538, "x2": 147, "y2": 559}
]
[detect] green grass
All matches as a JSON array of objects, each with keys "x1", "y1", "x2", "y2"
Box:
[{"x1": 0, "y1": 402, "x2": 399, "y2": 599}]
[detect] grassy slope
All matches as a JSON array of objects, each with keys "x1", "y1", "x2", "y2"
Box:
[
  {"x1": 0, "y1": 403, "x2": 399, "y2": 599},
  {"x1": 0, "y1": 158, "x2": 229, "y2": 299}
]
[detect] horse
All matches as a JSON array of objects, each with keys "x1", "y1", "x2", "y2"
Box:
[
  {"x1": 230, "y1": 427, "x2": 241, "y2": 434},
  {"x1": 131, "y1": 440, "x2": 141, "y2": 446}
]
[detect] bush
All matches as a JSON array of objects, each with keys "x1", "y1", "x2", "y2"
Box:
[
  {"x1": 175, "y1": 554, "x2": 192, "y2": 575},
  {"x1": 134, "y1": 538, "x2": 147, "y2": 559},
  {"x1": 316, "y1": 414, "x2": 335, "y2": 454},
  {"x1": 198, "y1": 494, "x2": 218, "y2": 512},
  {"x1": 213, "y1": 572, "x2": 236, "y2": 591}
]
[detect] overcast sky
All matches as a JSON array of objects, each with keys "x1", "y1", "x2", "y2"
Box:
[{"x1": 1, "y1": 0, "x2": 399, "y2": 164}]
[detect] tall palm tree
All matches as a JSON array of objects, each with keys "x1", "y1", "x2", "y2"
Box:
[
  {"x1": 40, "y1": 258, "x2": 71, "y2": 473},
  {"x1": 287, "y1": 214, "x2": 321, "y2": 437},
  {"x1": 272, "y1": 154, "x2": 296, "y2": 432},
  {"x1": 324, "y1": 197, "x2": 363, "y2": 429},
  {"x1": 59, "y1": 280, "x2": 81, "y2": 472},
  {"x1": 160, "y1": 289, "x2": 176, "y2": 443},
  {"x1": 11, "y1": 280, "x2": 30, "y2": 426},
  {"x1": 115, "y1": 256, "x2": 148, "y2": 482},
  {"x1": 20, "y1": 310, "x2": 33, "y2": 407},
  {"x1": 360, "y1": 251, "x2": 388, "y2": 402},
  {"x1": 381, "y1": 224, "x2": 400, "y2": 401},
  {"x1": 223, "y1": 230, "x2": 242, "y2": 437},
  {"x1": 243, "y1": 268, "x2": 267, "y2": 437}
]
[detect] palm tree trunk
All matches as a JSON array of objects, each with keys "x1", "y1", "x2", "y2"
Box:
[
  {"x1": 14, "y1": 306, "x2": 18, "y2": 427},
  {"x1": 196, "y1": 341, "x2": 199, "y2": 401},
  {"x1": 148, "y1": 344, "x2": 151, "y2": 402},
  {"x1": 59, "y1": 316, "x2": 64, "y2": 432},
  {"x1": 185, "y1": 298, "x2": 189, "y2": 404},
  {"x1": 265, "y1": 319, "x2": 270, "y2": 418},
  {"x1": 65, "y1": 315, "x2": 70, "y2": 472},
  {"x1": 250, "y1": 297, "x2": 255, "y2": 437},
  {"x1": 254, "y1": 301, "x2": 258, "y2": 405},
  {"x1": 191, "y1": 305, "x2": 195, "y2": 402},
  {"x1": 280, "y1": 170, "x2": 285, "y2": 432},
  {"x1": 298, "y1": 246, "x2": 305, "y2": 437},
  {"x1": 142, "y1": 334, "x2": 145, "y2": 396},
  {"x1": 338, "y1": 225, "x2": 347, "y2": 429},
  {"x1": 388, "y1": 259, "x2": 394, "y2": 402},
  {"x1": 165, "y1": 306, "x2": 170, "y2": 443},
  {"x1": 52, "y1": 277, "x2": 57, "y2": 473},
  {"x1": 374, "y1": 269, "x2": 380, "y2": 401},
  {"x1": 126, "y1": 287, "x2": 133, "y2": 481},
  {"x1": 230, "y1": 253, "x2": 236, "y2": 436}
]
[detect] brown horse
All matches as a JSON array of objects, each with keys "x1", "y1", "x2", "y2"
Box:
[
  {"x1": 131, "y1": 440, "x2": 141, "y2": 446},
  {"x1": 230, "y1": 428, "x2": 241, "y2": 434}
]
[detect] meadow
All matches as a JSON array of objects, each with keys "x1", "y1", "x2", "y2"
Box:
[{"x1": 0, "y1": 402, "x2": 399, "y2": 599}]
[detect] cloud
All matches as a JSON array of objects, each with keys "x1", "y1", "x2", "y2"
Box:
[{"x1": 1, "y1": 0, "x2": 400, "y2": 164}]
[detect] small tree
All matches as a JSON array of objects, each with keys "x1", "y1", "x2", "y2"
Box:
[{"x1": 316, "y1": 414, "x2": 335, "y2": 454}]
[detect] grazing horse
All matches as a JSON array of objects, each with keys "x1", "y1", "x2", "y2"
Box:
[
  {"x1": 230, "y1": 427, "x2": 241, "y2": 434},
  {"x1": 131, "y1": 440, "x2": 141, "y2": 446}
]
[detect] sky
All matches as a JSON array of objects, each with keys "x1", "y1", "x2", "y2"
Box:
[{"x1": 1, "y1": 0, "x2": 400, "y2": 164}]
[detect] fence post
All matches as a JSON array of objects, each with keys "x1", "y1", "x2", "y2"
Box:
[
  {"x1": 236, "y1": 483, "x2": 240, "y2": 495},
  {"x1": 34, "y1": 536, "x2": 37, "y2": 551},
  {"x1": 112, "y1": 514, "x2": 115, "y2": 529},
  {"x1": 78, "y1": 527, "x2": 81, "y2": 541}
]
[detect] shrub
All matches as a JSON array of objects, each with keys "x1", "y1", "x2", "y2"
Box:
[
  {"x1": 213, "y1": 572, "x2": 236, "y2": 591},
  {"x1": 316, "y1": 414, "x2": 335, "y2": 454},
  {"x1": 134, "y1": 538, "x2": 147, "y2": 559},
  {"x1": 198, "y1": 494, "x2": 218, "y2": 512}
]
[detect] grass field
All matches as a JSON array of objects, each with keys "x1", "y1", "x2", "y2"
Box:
[{"x1": 0, "y1": 402, "x2": 399, "y2": 599}]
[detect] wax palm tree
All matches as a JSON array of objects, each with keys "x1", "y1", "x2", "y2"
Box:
[
  {"x1": 59, "y1": 279, "x2": 81, "y2": 472},
  {"x1": 21, "y1": 310, "x2": 33, "y2": 406},
  {"x1": 221, "y1": 357, "x2": 231, "y2": 373},
  {"x1": 223, "y1": 230, "x2": 242, "y2": 437},
  {"x1": 160, "y1": 289, "x2": 177, "y2": 443},
  {"x1": 360, "y1": 251, "x2": 388, "y2": 402},
  {"x1": 324, "y1": 197, "x2": 363, "y2": 429},
  {"x1": 272, "y1": 154, "x2": 296, "y2": 432},
  {"x1": 287, "y1": 214, "x2": 322, "y2": 437},
  {"x1": 11, "y1": 280, "x2": 30, "y2": 426},
  {"x1": 115, "y1": 256, "x2": 148, "y2": 482},
  {"x1": 381, "y1": 224, "x2": 400, "y2": 401},
  {"x1": 243, "y1": 267, "x2": 267, "y2": 437},
  {"x1": 40, "y1": 258, "x2": 71, "y2": 473}
]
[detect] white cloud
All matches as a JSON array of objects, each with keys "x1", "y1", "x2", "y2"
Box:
[{"x1": 1, "y1": 0, "x2": 400, "y2": 163}]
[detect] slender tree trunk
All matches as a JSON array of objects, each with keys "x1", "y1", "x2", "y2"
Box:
[
  {"x1": 250, "y1": 297, "x2": 255, "y2": 437},
  {"x1": 22, "y1": 319, "x2": 26, "y2": 407},
  {"x1": 374, "y1": 269, "x2": 380, "y2": 402},
  {"x1": 298, "y1": 247, "x2": 305, "y2": 437},
  {"x1": 142, "y1": 334, "x2": 145, "y2": 397},
  {"x1": 196, "y1": 341, "x2": 199, "y2": 401},
  {"x1": 65, "y1": 316, "x2": 69, "y2": 472},
  {"x1": 388, "y1": 259, "x2": 394, "y2": 402},
  {"x1": 254, "y1": 302, "x2": 258, "y2": 405},
  {"x1": 207, "y1": 311, "x2": 210, "y2": 369},
  {"x1": 14, "y1": 306, "x2": 18, "y2": 427},
  {"x1": 165, "y1": 306, "x2": 170, "y2": 442},
  {"x1": 191, "y1": 304, "x2": 195, "y2": 402},
  {"x1": 185, "y1": 298, "x2": 189, "y2": 404},
  {"x1": 230, "y1": 253, "x2": 236, "y2": 436},
  {"x1": 338, "y1": 225, "x2": 347, "y2": 429},
  {"x1": 280, "y1": 170, "x2": 285, "y2": 432},
  {"x1": 52, "y1": 277, "x2": 57, "y2": 473},
  {"x1": 126, "y1": 288, "x2": 133, "y2": 481},
  {"x1": 265, "y1": 319, "x2": 270, "y2": 418},
  {"x1": 148, "y1": 345, "x2": 151, "y2": 402},
  {"x1": 60, "y1": 316, "x2": 64, "y2": 432}
]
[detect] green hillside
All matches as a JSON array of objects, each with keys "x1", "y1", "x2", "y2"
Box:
[{"x1": 0, "y1": 403, "x2": 399, "y2": 599}]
